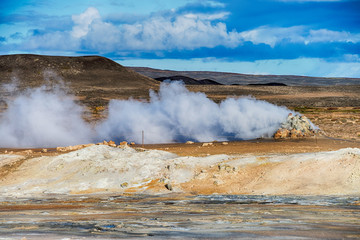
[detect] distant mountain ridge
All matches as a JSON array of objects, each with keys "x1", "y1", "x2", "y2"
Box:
[
  {"x1": 155, "y1": 75, "x2": 222, "y2": 85},
  {"x1": 130, "y1": 67, "x2": 360, "y2": 86}
]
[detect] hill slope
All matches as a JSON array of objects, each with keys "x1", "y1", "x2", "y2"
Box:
[
  {"x1": 130, "y1": 67, "x2": 360, "y2": 86},
  {"x1": 0, "y1": 54, "x2": 158, "y2": 88},
  {"x1": 0, "y1": 54, "x2": 159, "y2": 107}
]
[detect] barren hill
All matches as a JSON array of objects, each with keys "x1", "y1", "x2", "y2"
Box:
[
  {"x1": 130, "y1": 66, "x2": 360, "y2": 86},
  {"x1": 155, "y1": 75, "x2": 222, "y2": 85},
  {"x1": 0, "y1": 54, "x2": 159, "y2": 107}
]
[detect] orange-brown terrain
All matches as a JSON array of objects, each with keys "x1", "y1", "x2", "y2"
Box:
[
  {"x1": 0, "y1": 54, "x2": 359, "y2": 196},
  {"x1": 0, "y1": 54, "x2": 360, "y2": 239}
]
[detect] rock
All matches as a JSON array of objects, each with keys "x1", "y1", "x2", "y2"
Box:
[
  {"x1": 23, "y1": 150, "x2": 33, "y2": 155},
  {"x1": 117, "y1": 141, "x2": 129, "y2": 148},
  {"x1": 274, "y1": 129, "x2": 290, "y2": 139},
  {"x1": 202, "y1": 142, "x2": 213, "y2": 147},
  {"x1": 222, "y1": 142, "x2": 229, "y2": 145},
  {"x1": 218, "y1": 163, "x2": 232, "y2": 172},
  {"x1": 108, "y1": 140, "x2": 116, "y2": 147},
  {"x1": 56, "y1": 147, "x2": 66, "y2": 152},
  {"x1": 290, "y1": 129, "x2": 303, "y2": 139},
  {"x1": 120, "y1": 182, "x2": 128, "y2": 188},
  {"x1": 41, "y1": 149, "x2": 48, "y2": 153},
  {"x1": 164, "y1": 183, "x2": 173, "y2": 191},
  {"x1": 274, "y1": 113, "x2": 318, "y2": 139},
  {"x1": 186, "y1": 141, "x2": 194, "y2": 144}
]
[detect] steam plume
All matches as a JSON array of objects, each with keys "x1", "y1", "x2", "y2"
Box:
[
  {"x1": 0, "y1": 84, "x2": 93, "y2": 148},
  {"x1": 97, "y1": 81, "x2": 291, "y2": 143},
  {"x1": 0, "y1": 80, "x2": 292, "y2": 147}
]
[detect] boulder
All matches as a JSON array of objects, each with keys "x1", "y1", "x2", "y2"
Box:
[
  {"x1": 274, "y1": 113, "x2": 318, "y2": 139},
  {"x1": 202, "y1": 142, "x2": 213, "y2": 147},
  {"x1": 274, "y1": 129, "x2": 290, "y2": 139}
]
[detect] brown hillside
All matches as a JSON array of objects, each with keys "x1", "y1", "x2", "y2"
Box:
[{"x1": 0, "y1": 54, "x2": 159, "y2": 106}]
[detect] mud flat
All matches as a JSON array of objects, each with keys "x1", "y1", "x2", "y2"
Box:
[
  {"x1": 0, "y1": 141, "x2": 359, "y2": 239},
  {"x1": 0, "y1": 194, "x2": 359, "y2": 239}
]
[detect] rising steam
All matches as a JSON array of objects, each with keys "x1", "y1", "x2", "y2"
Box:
[
  {"x1": 97, "y1": 81, "x2": 291, "y2": 143},
  {"x1": 0, "y1": 85, "x2": 93, "y2": 148},
  {"x1": 0, "y1": 80, "x2": 292, "y2": 148}
]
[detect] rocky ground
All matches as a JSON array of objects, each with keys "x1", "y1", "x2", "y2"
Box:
[{"x1": 1, "y1": 54, "x2": 360, "y2": 239}]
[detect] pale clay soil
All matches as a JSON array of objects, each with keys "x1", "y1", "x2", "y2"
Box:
[{"x1": 0, "y1": 106, "x2": 359, "y2": 196}]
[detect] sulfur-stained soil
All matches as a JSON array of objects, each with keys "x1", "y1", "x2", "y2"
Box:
[
  {"x1": 141, "y1": 137, "x2": 360, "y2": 157},
  {"x1": 1, "y1": 54, "x2": 359, "y2": 141},
  {"x1": 1, "y1": 54, "x2": 360, "y2": 239}
]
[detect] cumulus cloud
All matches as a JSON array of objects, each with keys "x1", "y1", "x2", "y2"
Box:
[
  {"x1": 77, "y1": 9, "x2": 240, "y2": 52},
  {"x1": 239, "y1": 26, "x2": 360, "y2": 47},
  {"x1": 239, "y1": 26, "x2": 305, "y2": 47},
  {"x1": 71, "y1": 7, "x2": 101, "y2": 38},
  {"x1": 71, "y1": 7, "x2": 360, "y2": 51},
  {"x1": 307, "y1": 29, "x2": 360, "y2": 44},
  {"x1": 4, "y1": 6, "x2": 359, "y2": 56}
]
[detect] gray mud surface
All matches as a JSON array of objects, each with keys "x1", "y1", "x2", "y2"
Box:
[{"x1": 0, "y1": 194, "x2": 359, "y2": 239}]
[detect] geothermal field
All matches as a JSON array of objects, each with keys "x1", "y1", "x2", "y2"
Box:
[{"x1": 0, "y1": 55, "x2": 359, "y2": 239}]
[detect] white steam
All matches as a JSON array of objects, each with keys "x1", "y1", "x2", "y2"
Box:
[
  {"x1": 0, "y1": 80, "x2": 292, "y2": 148},
  {"x1": 0, "y1": 85, "x2": 93, "y2": 148},
  {"x1": 96, "y1": 81, "x2": 291, "y2": 143}
]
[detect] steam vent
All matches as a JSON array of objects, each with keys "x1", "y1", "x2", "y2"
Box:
[{"x1": 274, "y1": 113, "x2": 318, "y2": 139}]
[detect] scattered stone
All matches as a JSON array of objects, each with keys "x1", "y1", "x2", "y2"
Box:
[
  {"x1": 23, "y1": 150, "x2": 33, "y2": 155},
  {"x1": 164, "y1": 183, "x2": 173, "y2": 191},
  {"x1": 108, "y1": 140, "x2": 116, "y2": 147},
  {"x1": 56, "y1": 144, "x2": 95, "y2": 152},
  {"x1": 120, "y1": 182, "x2": 128, "y2": 188},
  {"x1": 202, "y1": 142, "x2": 213, "y2": 147},
  {"x1": 186, "y1": 141, "x2": 194, "y2": 144},
  {"x1": 274, "y1": 129, "x2": 290, "y2": 139}
]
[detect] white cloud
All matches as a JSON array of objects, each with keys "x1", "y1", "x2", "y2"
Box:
[
  {"x1": 239, "y1": 26, "x2": 305, "y2": 47},
  {"x1": 12, "y1": 7, "x2": 360, "y2": 55},
  {"x1": 120, "y1": 13, "x2": 240, "y2": 50},
  {"x1": 72, "y1": 8, "x2": 240, "y2": 52},
  {"x1": 307, "y1": 29, "x2": 360, "y2": 44},
  {"x1": 203, "y1": 0, "x2": 226, "y2": 8},
  {"x1": 277, "y1": 0, "x2": 343, "y2": 2},
  {"x1": 71, "y1": 7, "x2": 101, "y2": 38},
  {"x1": 239, "y1": 26, "x2": 360, "y2": 47}
]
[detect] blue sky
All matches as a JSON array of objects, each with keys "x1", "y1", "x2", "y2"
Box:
[{"x1": 1, "y1": 0, "x2": 360, "y2": 77}]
